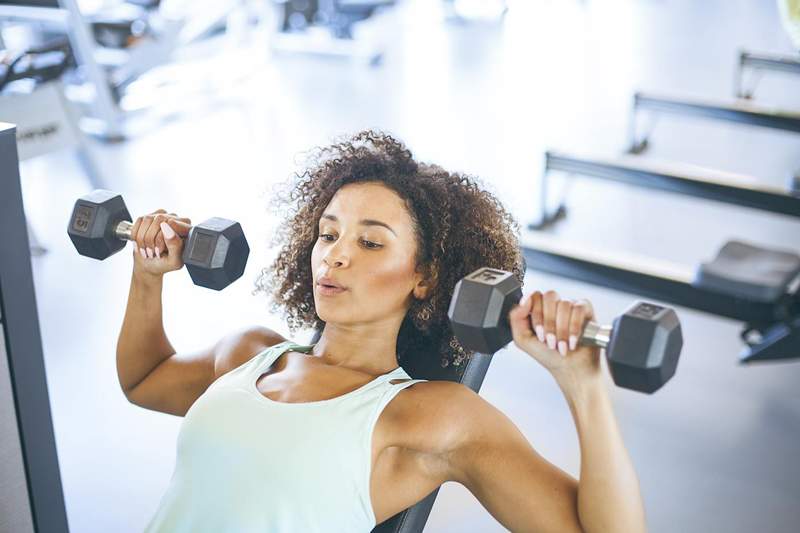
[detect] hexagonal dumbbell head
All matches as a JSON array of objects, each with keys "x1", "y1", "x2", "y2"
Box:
[
  {"x1": 447, "y1": 267, "x2": 523, "y2": 354},
  {"x1": 181, "y1": 218, "x2": 250, "y2": 291},
  {"x1": 606, "y1": 302, "x2": 683, "y2": 394},
  {"x1": 68, "y1": 190, "x2": 250, "y2": 291},
  {"x1": 448, "y1": 267, "x2": 684, "y2": 394},
  {"x1": 68, "y1": 190, "x2": 132, "y2": 260}
]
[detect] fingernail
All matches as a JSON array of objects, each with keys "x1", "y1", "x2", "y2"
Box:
[
  {"x1": 146, "y1": 247, "x2": 153, "y2": 258},
  {"x1": 569, "y1": 335, "x2": 577, "y2": 351},
  {"x1": 160, "y1": 222, "x2": 175, "y2": 239},
  {"x1": 535, "y1": 325, "x2": 545, "y2": 343},
  {"x1": 558, "y1": 340, "x2": 567, "y2": 356},
  {"x1": 546, "y1": 333, "x2": 556, "y2": 351},
  {"x1": 139, "y1": 247, "x2": 147, "y2": 259},
  {"x1": 155, "y1": 246, "x2": 161, "y2": 257}
]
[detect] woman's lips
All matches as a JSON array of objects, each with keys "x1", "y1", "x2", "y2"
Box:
[{"x1": 317, "y1": 283, "x2": 347, "y2": 296}]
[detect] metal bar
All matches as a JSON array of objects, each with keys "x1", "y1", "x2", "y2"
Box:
[
  {"x1": 634, "y1": 91, "x2": 800, "y2": 134},
  {"x1": 520, "y1": 233, "x2": 789, "y2": 325},
  {"x1": 0, "y1": 122, "x2": 69, "y2": 532},
  {"x1": 546, "y1": 151, "x2": 800, "y2": 218},
  {"x1": 59, "y1": 0, "x2": 125, "y2": 139},
  {"x1": 741, "y1": 50, "x2": 800, "y2": 76}
]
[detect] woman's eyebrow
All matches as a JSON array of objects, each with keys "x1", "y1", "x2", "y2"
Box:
[{"x1": 320, "y1": 213, "x2": 397, "y2": 236}]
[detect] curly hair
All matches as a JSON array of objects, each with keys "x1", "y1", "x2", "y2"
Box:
[{"x1": 252, "y1": 130, "x2": 525, "y2": 373}]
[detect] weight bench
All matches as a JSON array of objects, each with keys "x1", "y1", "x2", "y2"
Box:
[
  {"x1": 736, "y1": 50, "x2": 800, "y2": 99},
  {"x1": 309, "y1": 328, "x2": 494, "y2": 532},
  {"x1": 628, "y1": 91, "x2": 800, "y2": 155},
  {"x1": 531, "y1": 150, "x2": 800, "y2": 229},
  {"x1": 520, "y1": 233, "x2": 800, "y2": 363}
]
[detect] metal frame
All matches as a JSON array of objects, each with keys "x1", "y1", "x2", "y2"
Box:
[
  {"x1": 0, "y1": 122, "x2": 69, "y2": 532},
  {"x1": 532, "y1": 151, "x2": 800, "y2": 228},
  {"x1": 0, "y1": 1, "x2": 125, "y2": 139},
  {"x1": 0, "y1": 0, "x2": 250, "y2": 138},
  {"x1": 628, "y1": 91, "x2": 800, "y2": 153},
  {"x1": 736, "y1": 50, "x2": 800, "y2": 98}
]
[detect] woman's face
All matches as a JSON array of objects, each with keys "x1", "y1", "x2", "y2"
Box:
[{"x1": 310, "y1": 181, "x2": 427, "y2": 326}]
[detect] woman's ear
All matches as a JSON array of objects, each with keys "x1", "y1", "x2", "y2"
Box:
[
  {"x1": 413, "y1": 275, "x2": 431, "y2": 300},
  {"x1": 413, "y1": 284, "x2": 429, "y2": 300},
  {"x1": 413, "y1": 266, "x2": 435, "y2": 300}
]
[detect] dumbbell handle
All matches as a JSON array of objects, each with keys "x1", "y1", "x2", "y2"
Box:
[
  {"x1": 114, "y1": 220, "x2": 134, "y2": 241},
  {"x1": 579, "y1": 322, "x2": 613, "y2": 350}
]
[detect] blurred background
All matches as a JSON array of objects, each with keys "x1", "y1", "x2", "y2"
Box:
[{"x1": 2, "y1": 0, "x2": 800, "y2": 531}]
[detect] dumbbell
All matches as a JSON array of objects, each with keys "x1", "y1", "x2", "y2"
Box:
[
  {"x1": 67, "y1": 189, "x2": 250, "y2": 291},
  {"x1": 447, "y1": 267, "x2": 683, "y2": 393}
]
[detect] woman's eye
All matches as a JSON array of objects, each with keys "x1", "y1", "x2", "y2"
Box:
[{"x1": 318, "y1": 234, "x2": 381, "y2": 249}]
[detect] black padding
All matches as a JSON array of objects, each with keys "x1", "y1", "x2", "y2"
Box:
[
  {"x1": 694, "y1": 240, "x2": 800, "y2": 303},
  {"x1": 309, "y1": 329, "x2": 493, "y2": 533}
]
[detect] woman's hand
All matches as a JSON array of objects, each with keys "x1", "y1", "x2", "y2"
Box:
[
  {"x1": 130, "y1": 209, "x2": 192, "y2": 278},
  {"x1": 508, "y1": 290, "x2": 603, "y2": 388}
]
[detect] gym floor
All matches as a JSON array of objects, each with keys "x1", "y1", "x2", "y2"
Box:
[{"x1": 20, "y1": 1, "x2": 800, "y2": 531}]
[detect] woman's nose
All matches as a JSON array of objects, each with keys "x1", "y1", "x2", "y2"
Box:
[{"x1": 323, "y1": 245, "x2": 349, "y2": 268}]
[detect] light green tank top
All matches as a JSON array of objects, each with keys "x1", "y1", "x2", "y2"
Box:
[{"x1": 144, "y1": 341, "x2": 427, "y2": 532}]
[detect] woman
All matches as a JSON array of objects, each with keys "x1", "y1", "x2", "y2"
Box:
[{"x1": 118, "y1": 131, "x2": 646, "y2": 532}]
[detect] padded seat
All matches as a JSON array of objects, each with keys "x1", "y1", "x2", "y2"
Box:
[{"x1": 694, "y1": 240, "x2": 800, "y2": 303}]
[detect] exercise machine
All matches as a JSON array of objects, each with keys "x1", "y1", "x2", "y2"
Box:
[
  {"x1": 531, "y1": 150, "x2": 800, "y2": 230},
  {"x1": 735, "y1": 50, "x2": 800, "y2": 99},
  {"x1": 628, "y1": 91, "x2": 800, "y2": 156}
]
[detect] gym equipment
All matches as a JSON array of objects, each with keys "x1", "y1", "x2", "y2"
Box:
[
  {"x1": 447, "y1": 267, "x2": 683, "y2": 394},
  {"x1": 520, "y1": 232, "x2": 800, "y2": 364},
  {"x1": 0, "y1": 0, "x2": 127, "y2": 139},
  {"x1": 735, "y1": 50, "x2": 800, "y2": 99},
  {"x1": 0, "y1": 122, "x2": 69, "y2": 532},
  {"x1": 531, "y1": 150, "x2": 800, "y2": 229},
  {"x1": 0, "y1": 0, "x2": 254, "y2": 139},
  {"x1": 67, "y1": 189, "x2": 250, "y2": 290},
  {"x1": 0, "y1": 37, "x2": 72, "y2": 91},
  {"x1": 90, "y1": 4, "x2": 151, "y2": 49},
  {"x1": 628, "y1": 91, "x2": 800, "y2": 155},
  {"x1": 0, "y1": 34, "x2": 104, "y2": 255},
  {"x1": 270, "y1": 0, "x2": 395, "y2": 65}
]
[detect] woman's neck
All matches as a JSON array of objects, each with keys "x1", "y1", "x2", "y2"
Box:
[{"x1": 311, "y1": 324, "x2": 401, "y2": 376}]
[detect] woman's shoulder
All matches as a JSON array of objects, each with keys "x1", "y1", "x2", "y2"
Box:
[
  {"x1": 384, "y1": 380, "x2": 481, "y2": 456},
  {"x1": 214, "y1": 326, "x2": 288, "y2": 377}
]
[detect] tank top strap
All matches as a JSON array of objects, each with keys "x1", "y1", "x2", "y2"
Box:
[{"x1": 240, "y1": 340, "x2": 298, "y2": 377}]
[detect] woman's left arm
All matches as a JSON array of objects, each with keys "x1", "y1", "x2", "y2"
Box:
[
  {"x1": 557, "y1": 373, "x2": 647, "y2": 533},
  {"x1": 442, "y1": 290, "x2": 647, "y2": 533},
  {"x1": 508, "y1": 289, "x2": 647, "y2": 533}
]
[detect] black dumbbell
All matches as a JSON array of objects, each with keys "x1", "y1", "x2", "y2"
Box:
[
  {"x1": 447, "y1": 267, "x2": 683, "y2": 394},
  {"x1": 67, "y1": 189, "x2": 250, "y2": 291}
]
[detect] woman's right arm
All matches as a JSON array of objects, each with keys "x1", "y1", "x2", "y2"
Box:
[
  {"x1": 115, "y1": 210, "x2": 283, "y2": 416},
  {"x1": 116, "y1": 270, "x2": 175, "y2": 397}
]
